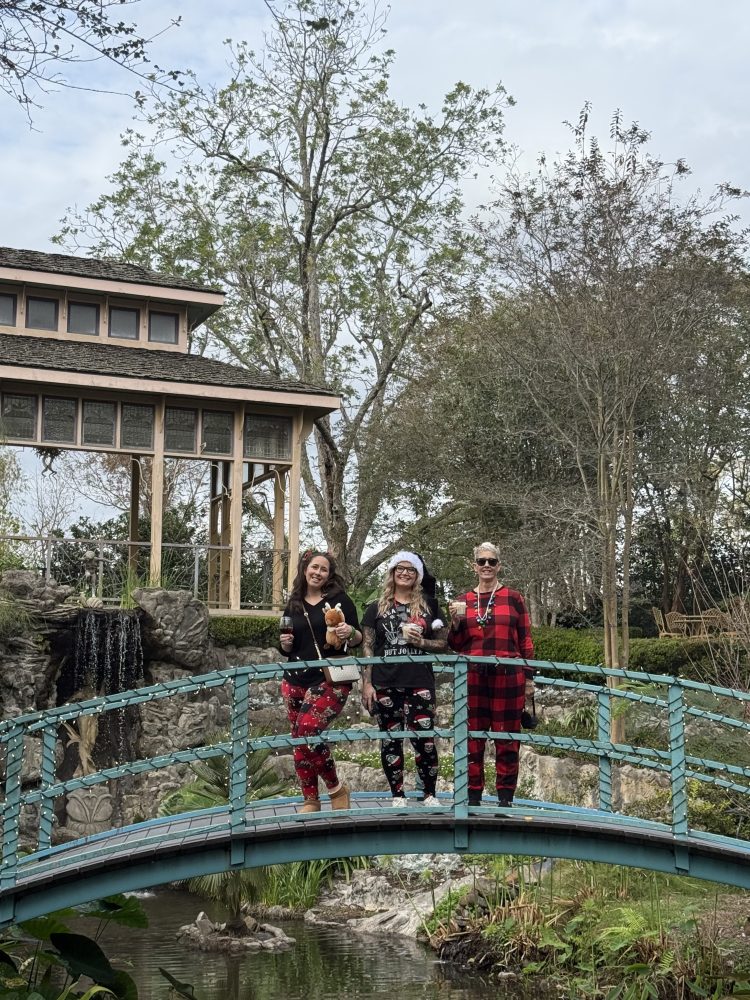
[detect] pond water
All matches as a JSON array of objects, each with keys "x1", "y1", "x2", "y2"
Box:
[{"x1": 91, "y1": 890, "x2": 506, "y2": 1000}]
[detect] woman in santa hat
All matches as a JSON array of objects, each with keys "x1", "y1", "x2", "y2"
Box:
[{"x1": 361, "y1": 551, "x2": 447, "y2": 807}]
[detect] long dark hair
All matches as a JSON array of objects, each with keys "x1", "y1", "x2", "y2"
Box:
[{"x1": 287, "y1": 549, "x2": 347, "y2": 614}]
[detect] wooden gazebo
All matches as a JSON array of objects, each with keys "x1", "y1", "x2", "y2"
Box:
[{"x1": 0, "y1": 247, "x2": 338, "y2": 611}]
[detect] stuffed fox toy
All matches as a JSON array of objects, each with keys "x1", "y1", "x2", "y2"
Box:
[{"x1": 323, "y1": 602, "x2": 346, "y2": 650}]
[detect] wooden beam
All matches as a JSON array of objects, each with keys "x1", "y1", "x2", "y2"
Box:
[
  {"x1": 229, "y1": 410, "x2": 244, "y2": 611},
  {"x1": 286, "y1": 413, "x2": 303, "y2": 591},
  {"x1": 220, "y1": 461, "x2": 231, "y2": 608},
  {"x1": 128, "y1": 456, "x2": 140, "y2": 578},
  {"x1": 273, "y1": 470, "x2": 286, "y2": 611},
  {"x1": 148, "y1": 401, "x2": 165, "y2": 585},
  {"x1": 208, "y1": 462, "x2": 220, "y2": 607}
]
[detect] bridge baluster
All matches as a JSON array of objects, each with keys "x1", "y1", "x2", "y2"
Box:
[
  {"x1": 229, "y1": 673, "x2": 250, "y2": 865},
  {"x1": 453, "y1": 657, "x2": 469, "y2": 846},
  {"x1": 37, "y1": 725, "x2": 57, "y2": 852},
  {"x1": 597, "y1": 689, "x2": 612, "y2": 813},
  {"x1": 667, "y1": 682, "x2": 689, "y2": 842},
  {"x1": 0, "y1": 727, "x2": 24, "y2": 890}
]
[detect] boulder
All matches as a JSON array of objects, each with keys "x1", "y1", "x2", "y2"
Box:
[{"x1": 133, "y1": 588, "x2": 210, "y2": 671}]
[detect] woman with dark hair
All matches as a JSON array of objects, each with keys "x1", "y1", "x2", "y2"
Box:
[
  {"x1": 361, "y1": 551, "x2": 447, "y2": 806},
  {"x1": 279, "y1": 549, "x2": 361, "y2": 813},
  {"x1": 447, "y1": 542, "x2": 534, "y2": 808}
]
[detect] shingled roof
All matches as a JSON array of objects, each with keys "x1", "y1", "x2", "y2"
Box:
[
  {"x1": 0, "y1": 333, "x2": 334, "y2": 398},
  {"x1": 0, "y1": 246, "x2": 223, "y2": 295}
]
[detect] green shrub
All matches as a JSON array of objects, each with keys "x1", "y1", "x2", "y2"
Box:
[
  {"x1": 209, "y1": 615, "x2": 279, "y2": 648},
  {"x1": 531, "y1": 628, "x2": 730, "y2": 682},
  {"x1": 531, "y1": 627, "x2": 604, "y2": 666}
]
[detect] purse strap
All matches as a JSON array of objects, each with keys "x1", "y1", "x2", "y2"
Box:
[{"x1": 302, "y1": 610, "x2": 324, "y2": 659}]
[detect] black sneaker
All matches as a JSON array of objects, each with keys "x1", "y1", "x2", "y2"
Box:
[
  {"x1": 468, "y1": 790, "x2": 482, "y2": 806},
  {"x1": 497, "y1": 795, "x2": 513, "y2": 808}
]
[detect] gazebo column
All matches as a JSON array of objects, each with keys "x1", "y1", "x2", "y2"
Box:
[
  {"x1": 228, "y1": 409, "x2": 244, "y2": 611},
  {"x1": 208, "y1": 462, "x2": 221, "y2": 607},
  {"x1": 219, "y1": 461, "x2": 231, "y2": 607},
  {"x1": 272, "y1": 471, "x2": 286, "y2": 611},
  {"x1": 149, "y1": 401, "x2": 165, "y2": 586},
  {"x1": 286, "y1": 413, "x2": 303, "y2": 591},
  {"x1": 128, "y1": 456, "x2": 140, "y2": 578}
]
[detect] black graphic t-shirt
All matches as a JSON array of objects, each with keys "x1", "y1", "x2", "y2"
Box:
[
  {"x1": 282, "y1": 592, "x2": 360, "y2": 687},
  {"x1": 362, "y1": 596, "x2": 440, "y2": 689}
]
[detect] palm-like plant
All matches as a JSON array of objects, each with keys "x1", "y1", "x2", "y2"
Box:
[{"x1": 159, "y1": 734, "x2": 287, "y2": 933}]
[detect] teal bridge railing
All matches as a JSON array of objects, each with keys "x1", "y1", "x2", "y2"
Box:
[{"x1": 1, "y1": 655, "x2": 750, "y2": 927}]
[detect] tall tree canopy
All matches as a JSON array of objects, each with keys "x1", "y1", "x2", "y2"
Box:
[{"x1": 57, "y1": 0, "x2": 511, "y2": 583}]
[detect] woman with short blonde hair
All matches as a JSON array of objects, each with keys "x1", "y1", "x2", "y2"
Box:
[{"x1": 448, "y1": 543, "x2": 535, "y2": 808}]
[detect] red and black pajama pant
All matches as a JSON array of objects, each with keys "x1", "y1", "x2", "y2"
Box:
[
  {"x1": 468, "y1": 664, "x2": 526, "y2": 798},
  {"x1": 281, "y1": 678, "x2": 351, "y2": 801},
  {"x1": 373, "y1": 686, "x2": 438, "y2": 798}
]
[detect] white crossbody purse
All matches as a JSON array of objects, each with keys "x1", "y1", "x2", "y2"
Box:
[{"x1": 302, "y1": 610, "x2": 360, "y2": 685}]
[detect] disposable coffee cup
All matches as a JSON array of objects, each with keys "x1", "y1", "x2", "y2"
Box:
[{"x1": 401, "y1": 622, "x2": 423, "y2": 641}]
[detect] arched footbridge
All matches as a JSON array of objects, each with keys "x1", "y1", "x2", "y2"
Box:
[{"x1": 1, "y1": 656, "x2": 749, "y2": 927}]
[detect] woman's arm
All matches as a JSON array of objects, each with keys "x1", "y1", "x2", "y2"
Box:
[
  {"x1": 415, "y1": 625, "x2": 449, "y2": 653},
  {"x1": 360, "y1": 625, "x2": 377, "y2": 711},
  {"x1": 335, "y1": 592, "x2": 363, "y2": 646}
]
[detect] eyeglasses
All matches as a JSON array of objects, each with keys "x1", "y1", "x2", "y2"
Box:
[
  {"x1": 475, "y1": 557, "x2": 499, "y2": 567},
  {"x1": 394, "y1": 565, "x2": 418, "y2": 575}
]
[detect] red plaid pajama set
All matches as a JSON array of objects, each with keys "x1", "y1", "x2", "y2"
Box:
[{"x1": 447, "y1": 588, "x2": 534, "y2": 799}]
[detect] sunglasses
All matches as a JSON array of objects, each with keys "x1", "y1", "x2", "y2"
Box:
[{"x1": 475, "y1": 557, "x2": 499, "y2": 567}]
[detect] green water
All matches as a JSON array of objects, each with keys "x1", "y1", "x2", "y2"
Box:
[{"x1": 92, "y1": 890, "x2": 502, "y2": 999}]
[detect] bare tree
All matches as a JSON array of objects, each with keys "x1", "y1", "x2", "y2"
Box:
[{"x1": 0, "y1": 0, "x2": 180, "y2": 116}]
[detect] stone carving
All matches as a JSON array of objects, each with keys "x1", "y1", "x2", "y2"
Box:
[{"x1": 65, "y1": 787, "x2": 114, "y2": 836}]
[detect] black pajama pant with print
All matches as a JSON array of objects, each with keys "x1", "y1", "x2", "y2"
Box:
[{"x1": 373, "y1": 686, "x2": 438, "y2": 798}]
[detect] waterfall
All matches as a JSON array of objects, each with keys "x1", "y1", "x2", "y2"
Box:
[{"x1": 72, "y1": 609, "x2": 144, "y2": 760}]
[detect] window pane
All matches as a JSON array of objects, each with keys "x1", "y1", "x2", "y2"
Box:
[
  {"x1": 244, "y1": 414, "x2": 292, "y2": 460},
  {"x1": 1, "y1": 393, "x2": 36, "y2": 439},
  {"x1": 0, "y1": 293, "x2": 16, "y2": 326},
  {"x1": 82, "y1": 400, "x2": 115, "y2": 446},
  {"x1": 42, "y1": 397, "x2": 76, "y2": 442},
  {"x1": 27, "y1": 297, "x2": 58, "y2": 331},
  {"x1": 165, "y1": 407, "x2": 196, "y2": 452},
  {"x1": 110, "y1": 307, "x2": 139, "y2": 340},
  {"x1": 121, "y1": 404, "x2": 154, "y2": 449},
  {"x1": 149, "y1": 311, "x2": 178, "y2": 344},
  {"x1": 68, "y1": 302, "x2": 99, "y2": 336},
  {"x1": 202, "y1": 411, "x2": 233, "y2": 454}
]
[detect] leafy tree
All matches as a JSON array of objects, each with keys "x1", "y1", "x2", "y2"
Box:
[
  {"x1": 0, "y1": 0, "x2": 181, "y2": 116},
  {"x1": 475, "y1": 107, "x2": 749, "y2": 682},
  {"x1": 56, "y1": 0, "x2": 512, "y2": 584}
]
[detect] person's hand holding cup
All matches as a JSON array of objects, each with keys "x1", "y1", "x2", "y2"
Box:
[
  {"x1": 401, "y1": 621, "x2": 424, "y2": 645},
  {"x1": 279, "y1": 615, "x2": 294, "y2": 653},
  {"x1": 448, "y1": 599, "x2": 467, "y2": 624}
]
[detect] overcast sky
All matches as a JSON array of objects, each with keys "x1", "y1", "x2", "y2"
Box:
[{"x1": 3, "y1": 0, "x2": 749, "y2": 254}]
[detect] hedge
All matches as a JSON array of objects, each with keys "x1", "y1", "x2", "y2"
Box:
[
  {"x1": 209, "y1": 615, "x2": 279, "y2": 649},
  {"x1": 531, "y1": 627, "x2": 730, "y2": 682}
]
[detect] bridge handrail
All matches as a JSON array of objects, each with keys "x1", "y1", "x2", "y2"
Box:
[
  {"x1": 1, "y1": 655, "x2": 749, "y2": 892},
  {"x1": 2, "y1": 655, "x2": 750, "y2": 737}
]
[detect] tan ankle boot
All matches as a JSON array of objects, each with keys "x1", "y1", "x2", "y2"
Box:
[
  {"x1": 299, "y1": 798, "x2": 321, "y2": 814},
  {"x1": 329, "y1": 783, "x2": 350, "y2": 810}
]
